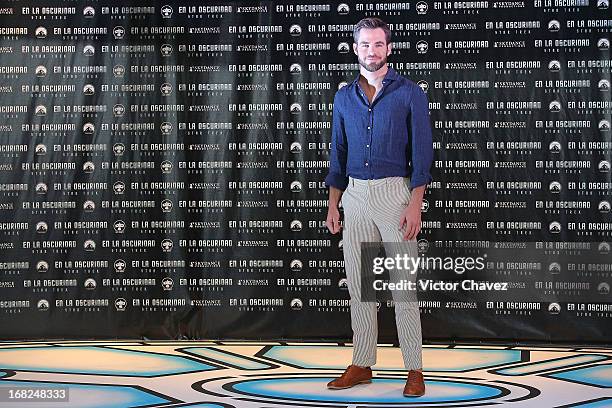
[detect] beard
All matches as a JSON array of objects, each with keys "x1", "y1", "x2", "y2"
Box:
[{"x1": 358, "y1": 55, "x2": 387, "y2": 72}]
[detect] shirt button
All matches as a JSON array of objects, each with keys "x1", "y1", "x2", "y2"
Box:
[
  {"x1": 366, "y1": 144, "x2": 370, "y2": 147},
  {"x1": 367, "y1": 126, "x2": 371, "y2": 130},
  {"x1": 368, "y1": 108, "x2": 372, "y2": 112},
  {"x1": 365, "y1": 162, "x2": 369, "y2": 166}
]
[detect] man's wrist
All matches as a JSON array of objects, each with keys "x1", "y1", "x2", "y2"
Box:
[{"x1": 409, "y1": 185, "x2": 425, "y2": 199}]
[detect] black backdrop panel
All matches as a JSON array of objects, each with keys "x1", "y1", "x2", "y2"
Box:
[{"x1": 0, "y1": 1, "x2": 610, "y2": 343}]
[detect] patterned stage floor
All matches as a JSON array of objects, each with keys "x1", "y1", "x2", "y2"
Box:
[{"x1": 0, "y1": 340, "x2": 610, "y2": 407}]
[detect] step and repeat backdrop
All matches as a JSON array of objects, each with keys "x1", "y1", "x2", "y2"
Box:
[{"x1": 0, "y1": 1, "x2": 610, "y2": 342}]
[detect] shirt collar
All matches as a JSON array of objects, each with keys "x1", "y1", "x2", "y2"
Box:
[{"x1": 351, "y1": 66, "x2": 399, "y2": 85}]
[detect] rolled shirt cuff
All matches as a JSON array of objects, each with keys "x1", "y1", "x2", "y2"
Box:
[
  {"x1": 325, "y1": 172, "x2": 349, "y2": 191},
  {"x1": 409, "y1": 173, "x2": 432, "y2": 190}
]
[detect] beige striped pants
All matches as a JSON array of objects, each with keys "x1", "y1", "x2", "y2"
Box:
[{"x1": 340, "y1": 176, "x2": 422, "y2": 370}]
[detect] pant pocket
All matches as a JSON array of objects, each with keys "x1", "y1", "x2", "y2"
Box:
[{"x1": 340, "y1": 185, "x2": 351, "y2": 210}]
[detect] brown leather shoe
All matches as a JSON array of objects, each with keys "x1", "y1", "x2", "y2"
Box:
[
  {"x1": 403, "y1": 370, "x2": 425, "y2": 397},
  {"x1": 327, "y1": 365, "x2": 372, "y2": 389}
]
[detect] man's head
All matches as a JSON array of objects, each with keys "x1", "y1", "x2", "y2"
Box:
[{"x1": 353, "y1": 17, "x2": 392, "y2": 73}]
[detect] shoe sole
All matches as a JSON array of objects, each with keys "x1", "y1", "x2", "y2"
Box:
[
  {"x1": 403, "y1": 391, "x2": 425, "y2": 397},
  {"x1": 327, "y1": 379, "x2": 372, "y2": 390}
]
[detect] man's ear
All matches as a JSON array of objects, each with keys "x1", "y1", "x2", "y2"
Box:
[
  {"x1": 353, "y1": 42, "x2": 358, "y2": 56},
  {"x1": 387, "y1": 42, "x2": 392, "y2": 56}
]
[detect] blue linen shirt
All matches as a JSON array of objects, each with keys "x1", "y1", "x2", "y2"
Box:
[{"x1": 324, "y1": 67, "x2": 434, "y2": 191}]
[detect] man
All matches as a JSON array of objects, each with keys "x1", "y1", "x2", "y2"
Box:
[{"x1": 324, "y1": 17, "x2": 433, "y2": 397}]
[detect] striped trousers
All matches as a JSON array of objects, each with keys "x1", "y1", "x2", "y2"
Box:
[{"x1": 340, "y1": 176, "x2": 422, "y2": 370}]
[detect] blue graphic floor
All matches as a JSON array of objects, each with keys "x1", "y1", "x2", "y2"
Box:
[{"x1": 0, "y1": 341, "x2": 609, "y2": 407}]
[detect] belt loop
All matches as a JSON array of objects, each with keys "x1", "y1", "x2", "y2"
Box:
[{"x1": 351, "y1": 178, "x2": 354, "y2": 187}]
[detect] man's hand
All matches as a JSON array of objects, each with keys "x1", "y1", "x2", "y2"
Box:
[
  {"x1": 326, "y1": 205, "x2": 342, "y2": 234},
  {"x1": 326, "y1": 186, "x2": 344, "y2": 234},
  {"x1": 399, "y1": 201, "x2": 421, "y2": 240}
]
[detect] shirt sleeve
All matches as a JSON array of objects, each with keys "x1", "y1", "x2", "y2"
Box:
[
  {"x1": 324, "y1": 90, "x2": 349, "y2": 191},
  {"x1": 408, "y1": 84, "x2": 434, "y2": 190}
]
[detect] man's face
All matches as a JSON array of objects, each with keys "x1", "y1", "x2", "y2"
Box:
[{"x1": 353, "y1": 28, "x2": 392, "y2": 72}]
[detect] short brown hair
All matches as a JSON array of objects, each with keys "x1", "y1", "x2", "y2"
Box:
[{"x1": 353, "y1": 17, "x2": 391, "y2": 45}]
